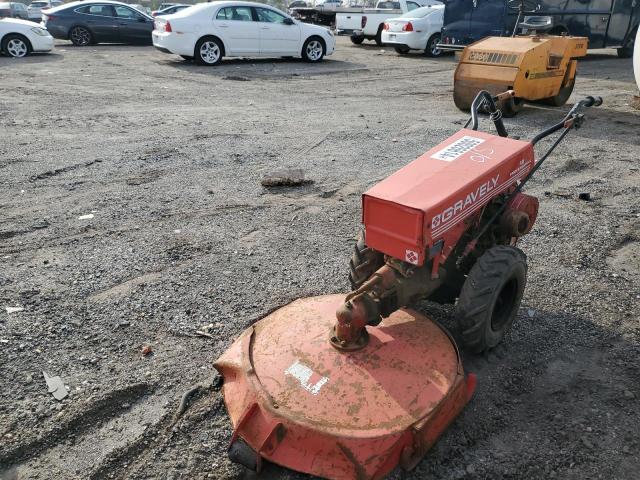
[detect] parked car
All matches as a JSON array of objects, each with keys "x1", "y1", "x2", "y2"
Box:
[
  {"x1": 0, "y1": 17, "x2": 53, "y2": 56},
  {"x1": 381, "y1": 3, "x2": 443, "y2": 55},
  {"x1": 336, "y1": 0, "x2": 433, "y2": 45},
  {"x1": 158, "y1": 2, "x2": 177, "y2": 9},
  {"x1": 27, "y1": 0, "x2": 62, "y2": 21},
  {"x1": 152, "y1": 1, "x2": 336, "y2": 65},
  {"x1": 43, "y1": 0, "x2": 155, "y2": 46},
  {"x1": 152, "y1": 3, "x2": 189, "y2": 16},
  {"x1": 288, "y1": 0, "x2": 309, "y2": 7},
  {"x1": 439, "y1": 0, "x2": 640, "y2": 58},
  {"x1": 0, "y1": 2, "x2": 29, "y2": 20}
]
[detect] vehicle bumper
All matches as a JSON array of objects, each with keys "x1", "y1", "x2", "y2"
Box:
[
  {"x1": 44, "y1": 24, "x2": 68, "y2": 40},
  {"x1": 381, "y1": 31, "x2": 426, "y2": 50},
  {"x1": 335, "y1": 28, "x2": 357, "y2": 36},
  {"x1": 437, "y1": 43, "x2": 464, "y2": 51},
  {"x1": 31, "y1": 33, "x2": 54, "y2": 52},
  {"x1": 152, "y1": 30, "x2": 195, "y2": 57},
  {"x1": 325, "y1": 35, "x2": 336, "y2": 55}
]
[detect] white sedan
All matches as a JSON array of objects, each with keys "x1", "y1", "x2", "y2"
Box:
[
  {"x1": 380, "y1": 3, "x2": 444, "y2": 56},
  {"x1": 0, "y1": 17, "x2": 53, "y2": 58},
  {"x1": 153, "y1": 1, "x2": 336, "y2": 66}
]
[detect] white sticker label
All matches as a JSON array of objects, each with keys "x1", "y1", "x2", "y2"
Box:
[
  {"x1": 405, "y1": 249, "x2": 419, "y2": 265},
  {"x1": 285, "y1": 360, "x2": 328, "y2": 395},
  {"x1": 431, "y1": 135, "x2": 486, "y2": 162}
]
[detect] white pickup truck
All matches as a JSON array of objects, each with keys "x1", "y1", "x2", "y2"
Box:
[{"x1": 336, "y1": 0, "x2": 433, "y2": 45}]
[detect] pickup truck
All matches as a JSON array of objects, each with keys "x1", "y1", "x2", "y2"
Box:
[{"x1": 336, "y1": 0, "x2": 434, "y2": 45}]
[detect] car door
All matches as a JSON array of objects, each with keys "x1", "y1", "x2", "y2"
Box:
[
  {"x1": 113, "y1": 5, "x2": 152, "y2": 43},
  {"x1": 213, "y1": 5, "x2": 260, "y2": 55},
  {"x1": 77, "y1": 4, "x2": 118, "y2": 41},
  {"x1": 254, "y1": 7, "x2": 300, "y2": 55}
]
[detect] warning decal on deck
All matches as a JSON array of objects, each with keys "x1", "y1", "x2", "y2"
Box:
[{"x1": 285, "y1": 360, "x2": 329, "y2": 395}]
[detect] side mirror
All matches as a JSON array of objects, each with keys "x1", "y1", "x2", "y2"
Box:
[{"x1": 283, "y1": 17, "x2": 294, "y2": 24}]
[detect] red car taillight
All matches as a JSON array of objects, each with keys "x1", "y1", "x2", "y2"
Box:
[
  {"x1": 402, "y1": 21, "x2": 413, "y2": 32},
  {"x1": 383, "y1": 22, "x2": 389, "y2": 30},
  {"x1": 155, "y1": 19, "x2": 172, "y2": 32},
  {"x1": 361, "y1": 15, "x2": 367, "y2": 28}
]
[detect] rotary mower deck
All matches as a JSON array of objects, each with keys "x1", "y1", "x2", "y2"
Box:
[{"x1": 214, "y1": 92, "x2": 602, "y2": 479}]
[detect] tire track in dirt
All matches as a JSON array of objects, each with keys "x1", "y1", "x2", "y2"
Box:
[{"x1": 0, "y1": 383, "x2": 155, "y2": 470}]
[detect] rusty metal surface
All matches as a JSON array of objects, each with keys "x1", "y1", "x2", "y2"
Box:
[{"x1": 214, "y1": 294, "x2": 472, "y2": 479}]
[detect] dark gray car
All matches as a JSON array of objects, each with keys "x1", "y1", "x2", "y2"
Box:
[
  {"x1": 0, "y1": 2, "x2": 30, "y2": 20},
  {"x1": 43, "y1": 0, "x2": 154, "y2": 46}
]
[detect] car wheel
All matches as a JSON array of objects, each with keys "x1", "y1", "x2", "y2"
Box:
[
  {"x1": 394, "y1": 46, "x2": 410, "y2": 54},
  {"x1": 70, "y1": 26, "x2": 92, "y2": 46},
  {"x1": 350, "y1": 34, "x2": 364, "y2": 45},
  {"x1": 424, "y1": 33, "x2": 443, "y2": 57},
  {"x1": 302, "y1": 36, "x2": 325, "y2": 62},
  {"x1": 2, "y1": 34, "x2": 31, "y2": 58},
  {"x1": 195, "y1": 37, "x2": 223, "y2": 66}
]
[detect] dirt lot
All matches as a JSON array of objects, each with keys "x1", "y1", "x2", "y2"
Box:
[{"x1": 0, "y1": 36, "x2": 639, "y2": 480}]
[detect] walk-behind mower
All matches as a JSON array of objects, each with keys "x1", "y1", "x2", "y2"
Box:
[
  {"x1": 453, "y1": 0, "x2": 588, "y2": 116},
  {"x1": 214, "y1": 91, "x2": 602, "y2": 479}
]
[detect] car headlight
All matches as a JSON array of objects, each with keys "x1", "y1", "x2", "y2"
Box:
[{"x1": 30, "y1": 27, "x2": 49, "y2": 36}]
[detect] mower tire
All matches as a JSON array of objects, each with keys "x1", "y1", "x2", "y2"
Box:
[
  {"x1": 348, "y1": 228, "x2": 384, "y2": 290},
  {"x1": 455, "y1": 245, "x2": 527, "y2": 353}
]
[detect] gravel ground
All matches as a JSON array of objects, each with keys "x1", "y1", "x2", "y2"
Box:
[{"x1": 0, "y1": 37, "x2": 639, "y2": 480}]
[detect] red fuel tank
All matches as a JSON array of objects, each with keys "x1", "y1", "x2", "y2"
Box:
[{"x1": 363, "y1": 129, "x2": 534, "y2": 266}]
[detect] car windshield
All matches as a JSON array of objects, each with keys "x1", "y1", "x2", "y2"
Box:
[
  {"x1": 400, "y1": 4, "x2": 440, "y2": 17},
  {"x1": 30, "y1": 1, "x2": 48, "y2": 6}
]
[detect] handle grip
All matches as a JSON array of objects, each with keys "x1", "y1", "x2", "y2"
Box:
[{"x1": 577, "y1": 95, "x2": 603, "y2": 108}]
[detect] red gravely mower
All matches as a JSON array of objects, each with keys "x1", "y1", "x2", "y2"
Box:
[{"x1": 214, "y1": 92, "x2": 602, "y2": 479}]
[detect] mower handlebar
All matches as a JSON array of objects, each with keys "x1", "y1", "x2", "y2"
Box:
[
  {"x1": 465, "y1": 90, "x2": 511, "y2": 137},
  {"x1": 531, "y1": 95, "x2": 603, "y2": 145}
]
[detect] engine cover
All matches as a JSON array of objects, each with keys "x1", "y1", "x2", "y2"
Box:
[{"x1": 363, "y1": 129, "x2": 534, "y2": 266}]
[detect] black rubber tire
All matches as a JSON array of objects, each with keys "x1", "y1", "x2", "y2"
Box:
[
  {"x1": 375, "y1": 25, "x2": 384, "y2": 46},
  {"x1": 195, "y1": 36, "x2": 223, "y2": 66},
  {"x1": 394, "y1": 46, "x2": 410, "y2": 54},
  {"x1": 617, "y1": 28, "x2": 636, "y2": 58},
  {"x1": 350, "y1": 34, "x2": 364, "y2": 45},
  {"x1": 302, "y1": 36, "x2": 325, "y2": 62},
  {"x1": 180, "y1": 55, "x2": 194, "y2": 61},
  {"x1": 542, "y1": 79, "x2": 575, "y2": 107},
  {"x1": 424, "y1": 33, "x2": 443, "y2": 57},
  {"x1": 455, "y1": 246, "x2": 527, "y2": 353},
  {"x1": 69, "y1": 26, "x2": 92, "y2": 46},
  {"x1": 2, "y1": 33, "x2": 31, "y2": 58},
  {"x1": 348, "y1": 229, "x2": 384, "y2": 290}
]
